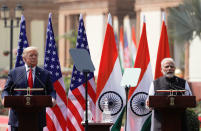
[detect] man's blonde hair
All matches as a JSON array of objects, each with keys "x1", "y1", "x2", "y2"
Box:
[{"x1": 22, "y1": 46, "x2": 38, "y2": 58}]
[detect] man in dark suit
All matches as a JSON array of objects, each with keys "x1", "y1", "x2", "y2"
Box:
[{"x1": 1, "y1": 46, "x2": 56, "y2": 131}]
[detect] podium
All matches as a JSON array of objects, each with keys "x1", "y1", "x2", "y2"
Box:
[
  {"x1": 149, "y1": 96, "x2": 196, "y2": 131},
  {"x1": 82, "y1": 122, "x2": 113, "y2": 131},
  {"x1": 4, "y1": 95, "x2": 52, "y2": 131}
]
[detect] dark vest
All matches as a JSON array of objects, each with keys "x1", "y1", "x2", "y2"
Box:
[{"x1": 154, "y1": 76, "x2": 185, "y2": 96}]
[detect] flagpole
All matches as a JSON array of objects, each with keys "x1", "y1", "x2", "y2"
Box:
[{"x1": 162, "y1": 11, "x2": 166, "y2": 22}]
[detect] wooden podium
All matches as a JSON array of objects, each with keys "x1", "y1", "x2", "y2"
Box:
[
  {"x1": 149, "y1": 96, "x2": 196, "y2": 131},
  {"x1": 4, "y1": 95, "x2": 52, "y2": 131},
  {"x1": 82, "y1": 122, "x2": 113, "y2": 131}
]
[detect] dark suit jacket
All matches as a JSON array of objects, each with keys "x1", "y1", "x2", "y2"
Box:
[{"x1": 1, "y1": 66, "x2": 56, "y2": 127}]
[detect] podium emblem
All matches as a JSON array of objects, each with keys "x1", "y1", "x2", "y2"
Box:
[
  {"x1": 169, "y1": 96, "x2": 175, "y2": 106},
  {"x1": 130, "y1": 92, "x2": 151, "y2": 116},
  {"x1": 98, "y1": 91, "x2": 123, "y2": 116},
  {"x1": 25, "y1": 96, "x2": 31, "y2": 105}
]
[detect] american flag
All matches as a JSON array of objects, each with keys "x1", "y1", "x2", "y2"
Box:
[
  {"x1": 44, "y1": 13, "x2": 68, "y2": 131},
  {"x1": 67, "y1": 14, "x2": 96, "y2": 131},
  {"x1": 6, "y1": 15, "x2": 29, "y2": 131},
  {"x1": 15, "y1": 15, "x2": 29, "y2": 68}
]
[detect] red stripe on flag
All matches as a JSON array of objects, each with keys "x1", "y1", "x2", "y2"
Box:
[
  {"x1": 67, "y1": 99, "x2": 84, "y2": 130},
  {"x1": 51, "y1": 105, "x2": 67, "y2": 131},
  {"x1": 46, "y1": 113, "x2": 57, "y2": 131},
  {"x1": 72, "y1": 87, "x2": 85, "y2": 110},
  {"x1": 83, "y1": 81, "x2": 96, "y2": 103},
  {"x1": 53, "y1": 81, "x2": 67, "y2": 106},
  {"x1": 88, "y1": 84, "x2": 96, "y2": 103},
  {"x1": 67, "y1": 117, "x2": 77, "y2": 131},
  {"x1": 96, "y1": 23, "x2": 118, "y2": 100}
]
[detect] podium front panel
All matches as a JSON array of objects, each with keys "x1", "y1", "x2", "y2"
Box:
[
  {"x1": 82, "y1": 122, "x2": 113, "y2": 131},
  {"x1": 149, "y1": 96, "x2": 196, "y2": 108}
]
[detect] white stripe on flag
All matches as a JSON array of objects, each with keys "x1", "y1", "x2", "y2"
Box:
[
  {"x1": 67, "y1": 101, "x2": 82, "y2": 131},
  {"x1": 46, "y1": 108, "x2": 63, "y2": 131},
  {"x1": 68, "y1": 89, "x2": 84, "y2": 116},
  {"x1": 67, "y1": 110, "x2": 82, "y2": 131}
]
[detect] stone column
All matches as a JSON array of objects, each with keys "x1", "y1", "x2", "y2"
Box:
[
  {"x1": 184, "y1": 42, "x2": 189, "y2": 80},
  {"x1": 65, "y1": 15, "x2": 71, "y2": 68},
  {"x1": 58, "y1": 13, "x2": 67, "y2": 69}
]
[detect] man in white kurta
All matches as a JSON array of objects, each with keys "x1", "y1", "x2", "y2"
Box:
[{"x1": 147, "y1": 58, "x2": 192, "y2": 131}]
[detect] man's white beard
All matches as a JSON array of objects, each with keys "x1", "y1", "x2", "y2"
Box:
[{"x1": 162, "y1": 71, "x2": 174, "y2": 78}]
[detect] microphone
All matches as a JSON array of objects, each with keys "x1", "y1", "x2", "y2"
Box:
[
  {"x1": 169, "y1": 78, "x2": 190, "y2": 96},
  {"x1": 35, "y1": 71, "x2": 47, "y2": 95},
  {"x1": 172, "y1": 84, "x2": 191, "y2": 96}
]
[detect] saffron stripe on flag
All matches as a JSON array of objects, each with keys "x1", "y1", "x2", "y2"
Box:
[{"x1": 154, "y1": 20, "x2": 170, "y2": 79}]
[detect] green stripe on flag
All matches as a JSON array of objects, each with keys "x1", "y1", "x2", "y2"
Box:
[
  {"x1": 118, "y1": 55, "x2": 124, "y2": 74},
  {"x1": 141, "y1": 114, "x2": 152, "y2": 131},
  {"x1": 111, "y1": 106, "x2": 126, "y2": 131}
]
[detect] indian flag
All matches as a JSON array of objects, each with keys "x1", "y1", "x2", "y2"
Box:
[
  {"x1": 126, "y1": 20, "x2": 153, "y2": 131},
  {"x1": 154, "y1": 18, "x2": 170, "y2": 79},
  {"x1": 96, "y1": 13, "x2": 126, "y2": 131},
  {"x1": 130, "y1": 26, "x2": 137, "y2": 67},
  {"x1": 119, "y1": 26, "x2": 125, "y2": 73}
]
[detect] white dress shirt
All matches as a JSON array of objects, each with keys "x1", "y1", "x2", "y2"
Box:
[{"x1": 25, "y1": 64, "x2": 36, "y2": 83}]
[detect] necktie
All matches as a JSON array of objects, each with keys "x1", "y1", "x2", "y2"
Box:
[{"x1": 28, "y1": 68, "x2": 33, "y2": 89}]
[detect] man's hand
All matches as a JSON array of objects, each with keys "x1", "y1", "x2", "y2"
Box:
[
  {"x1": 1, "y1": 99, "x2": 4, "y2": 106},
  {"x1": 52, "y1": 98, "x2": 56, "y2": 107},
  {"x1": 146, "y1": 99, "x2": 149, "y2": 107}
]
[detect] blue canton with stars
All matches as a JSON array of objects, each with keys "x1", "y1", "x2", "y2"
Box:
[
  {"x1": 70, "y1": 16, "x2": 94, "y2": 90},
  {"x1": 44, "y1": 14, "x2": 62, "y2": 83},
  {"x1": 15, "y1": 16, "x2": 29, "y2": 68}
]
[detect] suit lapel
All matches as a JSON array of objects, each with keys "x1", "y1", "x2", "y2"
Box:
[
  {"x1": 33, "y1": 66, "x2": 40, "y2": 88},
  {"x1": 21, "y1": 66, "x2": 28, "y2": 88}
]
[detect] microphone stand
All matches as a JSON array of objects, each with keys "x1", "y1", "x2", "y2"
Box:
[
  {"x1": 35, "y1": 73, "x2": 47, "y2": 95},
  {"x1": 125, "y1": 85, "x2": 130, "y2": 131},
  {"x1": 84, "y1": 70, "x2": 89, "y2": 131}
]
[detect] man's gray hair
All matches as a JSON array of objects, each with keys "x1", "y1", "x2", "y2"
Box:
[
  {"x1": 161, "y1": 58, "x2": 175, "y2": 67},
  {"x1": 22, "y1": 46, "x2": 38, "y2": 58}
]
